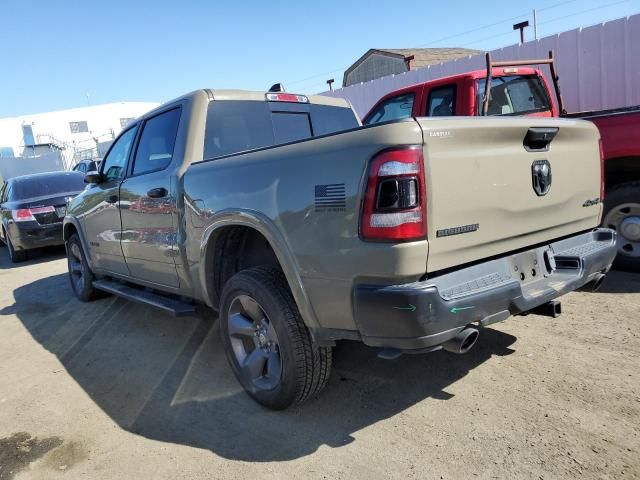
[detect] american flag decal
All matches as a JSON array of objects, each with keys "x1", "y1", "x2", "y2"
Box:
[{"x1": 315, "y1": 183, "x2": 346, "y2": 211}]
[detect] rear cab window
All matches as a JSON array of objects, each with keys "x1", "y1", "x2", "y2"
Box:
[
  {"x1": 363, "y1": 93, "x2": 415, "y2": 125},
  {"x1": 477, "y1": 75, "x2": 551, "y2": 115},
  {"x1": 204, "y1": 100, "x2": 359, "y2": 159}
]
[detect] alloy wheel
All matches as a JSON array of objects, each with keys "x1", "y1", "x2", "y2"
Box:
[
  {"x1": 68, "y1": 242, "x2": 85, "y2": 293},
  {"x1": 227, "y1": 294, "x2": 283, "y2": 391}
]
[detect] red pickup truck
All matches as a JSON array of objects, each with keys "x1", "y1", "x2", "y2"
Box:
[{"x1": 363, "y1": 53, "x2": 640, "y2": 271}]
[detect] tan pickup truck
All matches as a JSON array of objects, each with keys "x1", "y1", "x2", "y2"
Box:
[{"x1": 63, "y1": 89, "x2": 617, "y2": 409}]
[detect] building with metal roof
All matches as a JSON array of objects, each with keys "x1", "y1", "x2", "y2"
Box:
[{"x1": 342, "y1": 48, "x2": 482, "y2": 87}]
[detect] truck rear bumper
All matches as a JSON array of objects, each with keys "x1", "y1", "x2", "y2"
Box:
[{"x1": 353, "y1": 228, "x2": 617, "y2": 351}]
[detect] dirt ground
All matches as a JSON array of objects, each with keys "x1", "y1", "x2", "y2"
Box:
[{"x1": 0, "y1": 246, "x2": 638, "y2": 480}]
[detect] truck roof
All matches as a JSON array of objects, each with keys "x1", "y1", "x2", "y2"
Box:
[
  {"x1": 374, "y1": 67, "x2": 543, "y2": 98},
  {"x1": 206, "y1": 89, "x2": 350, "y2": 108},
  {"x1": 138, "y1": 89, "x2": 353, "y2": 124}
]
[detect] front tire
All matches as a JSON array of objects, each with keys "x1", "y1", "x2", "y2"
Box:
[
  {"x1": 219, "y1": 266, "x2": 332, "y2": 409},
  {"x1": 66, "y1": 233, "x2": 100, "y2": 301},
  {"x1": 603, "y1": 182, "x2": 640, "y2": 272}
]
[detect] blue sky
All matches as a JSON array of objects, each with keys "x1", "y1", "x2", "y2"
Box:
[{"x1": 0, "y1": 0, "x2": 638, "y2": 117}]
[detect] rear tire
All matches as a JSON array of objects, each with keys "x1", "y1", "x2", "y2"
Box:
[
  {"x1": 5, "y1": 230, "x2": 27, "y2": 263},
  {"x1": 66, "y1": 233, "x2": 100, "y2": 301},
  {"x1": 219, "y1": 266, "x2": 332, "y2": 409},
  {"x1": 603, "y1": 182, "x2": 640, "y2": 272}
]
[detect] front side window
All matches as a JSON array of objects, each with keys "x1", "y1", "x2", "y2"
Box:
[
  {"x1": 101, "y1": 127, "x2": 137, "y2": 182},
  {"x1": 364, "y1": 93, "x2": 415, "y2": 125},
  {"x1": 477, "y1": 75, "x2": 551, "y2": 115},
  {"x1": 427, "y1": 85, "x2": 456, "y2": 116},
  {"x1": 132, "y1": 108, "x2": 181, "y2": 176}
]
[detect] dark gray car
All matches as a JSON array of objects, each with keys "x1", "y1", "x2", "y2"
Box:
[{"x1": 0, "y1": 171, "x2": 85, "y2": 262}]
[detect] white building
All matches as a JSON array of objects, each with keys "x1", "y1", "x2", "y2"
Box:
[{"x1": 0, "y1": 102, "x2": 159, "y2": 172}]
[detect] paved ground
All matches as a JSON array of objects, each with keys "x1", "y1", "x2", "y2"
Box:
[{"x1": 0, "y1": 245, "x2": 639, "y2": 480}]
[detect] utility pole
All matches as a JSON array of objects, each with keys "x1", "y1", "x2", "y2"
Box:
[
  {"x1": 513, "y1": 21, "x2": 530, "y2": 44},
  {"x1": 533, "y1": 9, "x2": 538, "y2": 40},
  {"x1": 86, "y1": 92, "x2": 91, "y2": 106},
  {"x1": 326, "y1": 78, "x2": 335, "y2": 92}
]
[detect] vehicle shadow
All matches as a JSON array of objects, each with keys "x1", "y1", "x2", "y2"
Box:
[
  {"x1": 0, "y1": 244, "x2": 66, "y2": 270},
  {"x1": 4, "y1": 271, "x2": 517, "y2": 462},
  {"x1": 597, "y1": 270, "x2": 640, "y2": 294}
]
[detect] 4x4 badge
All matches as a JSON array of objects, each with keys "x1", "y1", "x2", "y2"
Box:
[{"x1": 532, "y1": 160, "x2": 552, "y2": 196}]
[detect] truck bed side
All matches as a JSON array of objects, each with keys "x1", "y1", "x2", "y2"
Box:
[{"x1": 184, "y1": 121, "x2": 428, "y2": 331}]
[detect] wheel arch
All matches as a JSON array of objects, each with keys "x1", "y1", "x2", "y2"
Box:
[
  {"x1": 62, "y1": 217, "x2": 95, "y2": 270},
  {"x1": 199, "y1": 209, "x2": 319, "y2": 329}
]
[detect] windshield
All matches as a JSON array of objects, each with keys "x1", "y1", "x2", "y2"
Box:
[
  {"x1": 12, "y1": 173, "x2": 85, "y2": 201},
  {"x1": 476, "y1": 75, "x2": 551, "y2": 115}
]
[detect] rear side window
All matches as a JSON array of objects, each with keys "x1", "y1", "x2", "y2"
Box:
[
  {"x1": 364, "y1": 93, "x2": 415, "y2": 125},
  {"x1": 133, "y1": 108, "x2": 182, "y2": 175},
  {"x1": 13, "y1": 173, "x2": 85, "y2": 200},
  {"x1": 427, "y1": 85, "x2": 456, "y2": 116}
]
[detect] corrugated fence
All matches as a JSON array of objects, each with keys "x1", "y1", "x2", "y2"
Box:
[{"x1": 322, "y1": 14, "x2": 640, "y2": 117}]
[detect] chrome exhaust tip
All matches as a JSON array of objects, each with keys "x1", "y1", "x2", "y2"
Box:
[{"x1": 442, "y1": 327, "x2": 480, "y2": 354}]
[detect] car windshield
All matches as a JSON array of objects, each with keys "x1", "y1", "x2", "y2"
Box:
[
  {"x1": 13, "y1": 173, "x2": 85, "y2": 200},
  {"x1": 476, "y1": 75, "x2": 551, "y2": 115}
]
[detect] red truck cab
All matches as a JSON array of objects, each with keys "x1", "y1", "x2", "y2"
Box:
[{"x1": 363, "y1": 67, "x2": 558, "y2": 124}]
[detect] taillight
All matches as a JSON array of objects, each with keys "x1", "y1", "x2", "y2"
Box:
[
  {"x1": 11, "y1": 206, "x2": 54, "y2": 222},
  {"x1": 360, "y1": 147, "x2": 427, "y2": 241},
  {"x1": 12, "y1": 209, "x2": 36, "y2": 222},
  {"x1": 599, "y1": 138, "x2": 605, "y2": 201}
]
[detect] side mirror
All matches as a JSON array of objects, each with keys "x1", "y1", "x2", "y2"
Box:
[{"x1": 84, "y1": 172, "x2": 102, "y2": 184}]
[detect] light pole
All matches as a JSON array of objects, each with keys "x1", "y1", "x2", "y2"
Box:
[{"x1": 513, "y1": 21, "x2": 530, "y2": 44}]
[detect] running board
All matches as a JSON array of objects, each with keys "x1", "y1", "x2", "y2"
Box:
[{"x1": 92, "y1": 279, "x2": 196, "y2": 317}]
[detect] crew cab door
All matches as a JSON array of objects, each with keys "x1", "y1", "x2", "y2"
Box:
[
  {"x1": 82, "y1": 126, "x2": 137, "y2": 275},
  {"x1": 119, "y1": 106, "x2": 182, "y2": 288}
]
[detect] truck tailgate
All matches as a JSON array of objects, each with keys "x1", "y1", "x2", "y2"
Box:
[{"x1": 418, "y1": 117, "x2": 603, "y2": 272}]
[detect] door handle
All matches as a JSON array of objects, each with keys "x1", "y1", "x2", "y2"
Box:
[
  {"x1": 106, "y1": 195, "x2": 118, "y2": 204},
  {"x1": 147, "y1": 187, "x2": 168, "y2": 198}
]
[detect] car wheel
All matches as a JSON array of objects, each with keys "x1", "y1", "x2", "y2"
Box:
[
  {"x1": 602, "y1": 182, "x2": 640, "y2": 272},
  {"x1": 5, "y1": 230, "x2": 27, "y2": 263},
  {"x1": 66, "y1": 233, "x2": 100, "y2": 301},
  {"x1": 219, "y1": 266, "x2": 332, "y2": 409}
]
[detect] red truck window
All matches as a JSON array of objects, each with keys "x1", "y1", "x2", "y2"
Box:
[
  {"x1": 476, "y1": 75, "x2": 551, "y2": 115},
  {"x1": 364, "y1": 93, "x2": 415, "y2": 125},
  {"x1": 427, "y1": 85, "x2": 456, "y2": 116}
]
